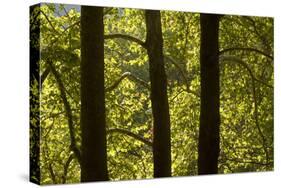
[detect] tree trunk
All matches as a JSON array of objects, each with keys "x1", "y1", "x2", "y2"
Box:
[
  {"x1": 145, "y1": 10, "x2": 171, "y2": 178},
  {"x1": 30, "y1": 4, "x2": 41, "y2": 184},
  {"x1": 198, "y1": 13, "x2": 220, "y2": 175},
  {"x1": 80, "y1": 6, "x2": 108, "y2": 181}
]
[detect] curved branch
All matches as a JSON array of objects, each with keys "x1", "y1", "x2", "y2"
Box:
[
  {"x1": 47, "y1": 60, "x2": 81, "y2": 164},
  {"x1": 106, "y1": 72, "x2": 130, "y2": 92},
  {"x1": 220, "y1": 55, "x2": 269, "y2": 164},
  {"x1": 220, "y1": 158, "x2": 271, "y2": 166},
  {"x1": 164, "y1": 55, "x2": 199, "y2": 97},
  {"x1": 107, "y1": 128, "x2": 152, "y2": 147},
  {"x1": 106, "y1": 72, "x2": 149, "y2": 92},
  {"x1": 104, "y1": 33, "x2": 199, "y2": 96},
  {"x1": 104, "y1": 34, "x2": 198, "y2": 98},
  {"x1": 104, "y1": 8, "x2": 114, "y2": 15},
  {"x1": 251, "y1": 76, "x2": 270, "y2": 166},
  {"x1": 45, "y1": 20, "x2": 80, "y2": 50},
  {"x1": 41, "y1": 67, "x2": 50, "y2": 84},
  {"x1": 219, "y1": 47, "x2": 273, "y2": 60},
  {"x1": 104, "y1": 34, "x2": 147, "y2": 49},
  {"x1": 62, "y1": 154, "x2": 74, "y2": 184},
  {"x1": 104, "y1": 33, "x2": 199, "y2": 97},
  {"x1": 128, "y1": 73, "x2": 150, "y2": 89},
  {"x1": 43, "y1": 8, "x2": 114, "y2": 49},
  {"x1": 48, "y1": 163, "x2": 57, "y2": 184},
  {"x1": 243, "y1": 17, "x2": 272, "y2": 51},
  {"x1": 40, "y1": 67, "x2": 51, "y2": 93},
  {"x1": 220, "y1": 55, "x2": 273, "y2": 89},
  {"x1": 40, "y1": 10, "x2": 60, "y2": 35}
]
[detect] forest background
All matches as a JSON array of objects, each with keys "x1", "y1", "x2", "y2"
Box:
[
  {"x1": 1, "y1": 0, "x2": 280, "y2": 188},
  {"x1": 30, "y1": 2, "x2": 274, "y2": 184}
]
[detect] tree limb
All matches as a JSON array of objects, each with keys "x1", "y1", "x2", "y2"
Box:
[
  {"x1": 44, "y1": 20, "x2": 80, "y2": 50},
  {"x1": 47, "y1": 60, "x2": 81, "y2": 164},
  {"x1": 220, "y1": 55, "x2": 273, "y2": 89},
  {"x1": 48, "y1": 163, "x2": 57, "y2": 184},
  {"x1": 40, "y1": 10, "x2": 60, "y2": 35},
  {"x1": 219, "y1": 47, "x2": 273, "y2": 60},
  {"x1": 104, "y1": 8, "x2": 114, "y2": 15},
  {"x1": 164, "y1": 55, "x2": 199, "y2": 97},
  {"x1": 40, "y1": 67, "x2": 51, "y2": 92},
  {"x1": 243, "y1": 17, "x2": 272, "y2": 52},
  {"x1": 221, "y1": 158, "x2": 272, "y2": 166},
  {"x1": 41, "y1": 67, "x2": 50, "y2": 84},
  {"x1": 62, "y1": 154, "x2": 74, "y2": 184},
  {"x1": 104, "y1": 34, "x2": 147, "y2": 49},
  {"x1": 104, "y1": 33, "x2": 200, "y2": 98},
  {"x1": 220, "y1": 55, "x2": 269, "y2": 164},
  {"x1": 105, "y1": 72, "x2": 149, "y2": 92},
  {"x1": 107, "y1": 128, "x2": 152, "y2": 147}
]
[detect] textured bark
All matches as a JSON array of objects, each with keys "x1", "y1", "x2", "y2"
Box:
[
  {"x1": 145, "y1": 10, "x2": 171, "y2": 178},
  {"x1": 198, "y1": 14, "x2": 220, "y2": 174},
  {"x1": 80, "y1": 6, "x2": 108, "y2": 181},
  {"x1": 30, "y1": 4, "x2": 41, "y2": 184}
]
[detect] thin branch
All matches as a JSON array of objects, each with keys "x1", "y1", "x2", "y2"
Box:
[
  {"x1": 63, "y1": 6, "x2": 71, "y2": 19},
  {"x1": 47, "y1": 60, "x2": 81, "y2": 164},
  {"x1": 43, "y1": 8, "x2": 115, "y2": 49},
  {"x1": 44, "y1": 20, "x2": 80, "y2": 50},
  {"x1": 170, "y1": 88, "x2": 185, "y2": 102},
  {"x1": 40, "y1": 67, "x2": 51, "y2": 91},
  {"x1": 224, "y1": 158, "x2": 272, "y2": 166},
  {"x1": 220, "y1": 55, "x2": 269, "y2": 164},
  {"x1": 40, "y1": 10, "x2": 60, "y2": 35},
  {"x1": 104, "y1": 8, "x2": 114, "y2": 15},
  {"x1": 220, "y1": 55, "x2": 273, "y2": 89},
  {"x1": 243, "y1": 17, "x2": 272, "y2": 51},
  {"x1": 128, "y1": 73, "x2": 150, "y2": 89},
  {"x1": 65, "y1": 20, "x2": 80, "y2": 32},
  {"x1": 43, "y1": 117, "x2": 55, "y2": 138},
  {"x1": 48, "y1": 163, "x2": 57, "y2": 184},
  {"x1": 219, "y1": 47, "x2": 273, "y2": 60},
  {"x1": 164, "y1": 55, "x2": 199, "y2": 97},
  {"x1": 104, "y1": 32, "x2": 199, "y2": 97},
  {"x1": 62, "y1": 154, "x2": 74, "y2": 184},
  {"x1": 105, "y1": 72, "x2": 149, "y2": 92},
  {"x1": 107, "y1": 128, "x2": 152, "y2": 147},
  {"x1": 105, "y1": 33, "x2": 199, "y2": 98},
  {"x1": 243, "y1": 17, "x2": 262, "y2": 39},
  {"x1": 251, "y1": 74, "x2": 270, "y2": 168},
  {"x1": 104, "y1": 34, "x2": 147, "y2": 49}
]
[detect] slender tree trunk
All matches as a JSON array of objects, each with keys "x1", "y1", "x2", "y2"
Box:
[
  {"x1": 145, "y1": 10, "x2": 171, "y2": 178},
  {"x1": 198, "y1": 14, "x2": 220, "y2": 175},
  {"x1": 30, "y1": 4, "x2": 41, "y2": 184},
  {"x1": 80, "y1": 6, "x2": 108, "y2": 181}
]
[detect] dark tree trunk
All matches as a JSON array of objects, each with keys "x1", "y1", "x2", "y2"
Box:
[
  {"x1": 198, "y1": 14, "x2": 220, "y2": 175},
  {"x1": 30, "y1": 4, "x2": 41, "y2": 184},
  {"x1": 80, "y1": 6, "x2": 108, "y2": 181},
  {"x1": 145, "y1": 10, "x2": 171, "y2": 178}
]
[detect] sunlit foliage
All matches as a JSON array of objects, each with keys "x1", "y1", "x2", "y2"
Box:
[{"x1": 30, "y1": 4, "x2": 273, "y2": 184}]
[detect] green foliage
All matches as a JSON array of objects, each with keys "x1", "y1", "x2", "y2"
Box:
[{"x1": 36, "y1": 4, "x2": 273, "y2": 184}]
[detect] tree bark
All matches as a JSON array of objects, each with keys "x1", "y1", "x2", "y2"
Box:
[
  {"x1": 145, "y1": 10, "x2": 171, "y2": 178},
  {"x1": 30, "y1": 4, "x2": 41, "y2": 184},
  {"x1": 80, "y1": 6, "x2": 108, "y2": 181},
  {"x1": 198, "y1": 14, "x2": 220, "y2": 174}
]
